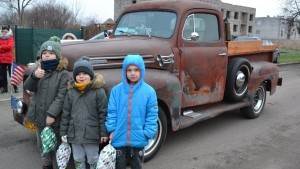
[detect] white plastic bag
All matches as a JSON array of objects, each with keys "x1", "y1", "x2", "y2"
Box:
[
  {"x1": 56, "y1": 136, "x2": 71, "y2": 169},
  {"x1": 96, "y1": 143, "x2": 116, "y2": 169}
]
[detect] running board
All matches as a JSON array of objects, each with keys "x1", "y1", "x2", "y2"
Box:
[{"x1": 180, "y1": 101, "x2": 250, "y2": 129}]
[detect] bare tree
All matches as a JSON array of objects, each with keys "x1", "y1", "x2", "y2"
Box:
[
  {"x1": 81, "y1": 17, "x2": 105, "y2": 39},
  {"x1": 0, "y1": 0, "x2": 37, "y2": 26},
  {"x1": 282, "y1": 0, "x2": 300, "y2": 38},
  {"x1": 0, "y1": 10, "x2": 18, "y2": 25},
  {"x1": 69, "y1": 0, "x2": 83, "y2": 25},
  {"x1": 0, "y1": 0, "x2": 87, "y2": 29},
  {"x1": 26, "y1": 0, "x2": 84, "y2": 29},
  {"x1": 25, "y1": 1, "x2": 77, "y2": 29}
]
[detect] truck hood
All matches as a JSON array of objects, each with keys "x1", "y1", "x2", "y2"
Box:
[{"x1": 61, "y1": 37, "x2": 174, "y2": 70}]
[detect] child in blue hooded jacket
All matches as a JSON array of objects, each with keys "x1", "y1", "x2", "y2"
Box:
[{"x1": 105, "y1": 54, "x2": 158, "y2": 169}]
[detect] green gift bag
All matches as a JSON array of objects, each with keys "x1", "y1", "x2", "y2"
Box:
[{"x1": 41, "y1": 126, "x2": 57, "y2": 155}]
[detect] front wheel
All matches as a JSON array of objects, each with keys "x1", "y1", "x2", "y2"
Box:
[
  {"x1": 240, "y1": 83, "x2": 266, "y2": 119},
  {"x1": 144, "y1": 107, "x2": 167, "y2": 162}
]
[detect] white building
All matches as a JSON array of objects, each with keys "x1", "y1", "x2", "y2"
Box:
[{"x1": 255, "y1": 16, "x2": 300, "y2": 40}]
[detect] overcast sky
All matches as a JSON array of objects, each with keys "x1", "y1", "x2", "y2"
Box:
[
  {"x1": 222, "y1": 0, "x2": 281, "y2": 17},
  {"x1": 82, "y1": 0, "x2": 282, "y2": 22}
]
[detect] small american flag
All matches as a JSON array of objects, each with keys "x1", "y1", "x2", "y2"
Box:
[{"x1": 10, "y1": 62, "x2": 25, "y2": 87}]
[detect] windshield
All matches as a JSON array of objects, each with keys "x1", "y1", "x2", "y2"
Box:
[{"x1": 114, "y1": 11, "x2": 177, "y2": 38}]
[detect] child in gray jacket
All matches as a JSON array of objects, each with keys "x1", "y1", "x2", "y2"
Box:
[{"x1": 60, "y1": 56, "x2": 108, "y2": 169}]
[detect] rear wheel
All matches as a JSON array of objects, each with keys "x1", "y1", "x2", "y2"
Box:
[
  {"x1": 225, "y1": 58, "x2": 251, "y2": 102},
  {"x1": 241, "y1": 83, "x2": 266, "y2": 119},
  {"x1": 144, "y1": 106, "x2": 167, "y2": 162}
]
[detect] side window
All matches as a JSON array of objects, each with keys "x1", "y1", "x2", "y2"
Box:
[{"x1": 182, "y1": 13, "x2": 220, "y2": 42}]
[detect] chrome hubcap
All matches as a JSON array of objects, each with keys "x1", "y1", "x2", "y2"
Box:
[
  {"x1": 235, "y1": 65, "x2": 250, "y2": 96},
  {"x1": 253, "y1": 86, "x2": 265, "y2": 114},
  {"x1": 236, "y1": 70, "x2": 246, "y2": 88}
]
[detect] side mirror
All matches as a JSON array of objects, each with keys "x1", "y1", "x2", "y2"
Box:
[{"x1": 190, "y1": 32, "x2": 199, "y2": 41}]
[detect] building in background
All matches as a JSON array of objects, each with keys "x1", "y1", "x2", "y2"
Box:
[
  {"x1": 255, "y1": 16, "x2": 300, "y2": 40},
  {"x1": 114, "y1": 0, "x2": 256, "y2": 38}
]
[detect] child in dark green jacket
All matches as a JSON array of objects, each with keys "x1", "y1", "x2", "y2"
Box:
[
  {"x1": 60, "y1": 56, "x2": 108, "y2": 169},
  {"x1": 24, "y1": 37, "x2": 69, "y2": 169}
]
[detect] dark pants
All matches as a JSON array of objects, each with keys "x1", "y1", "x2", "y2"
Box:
[
  {"x1": 115, "y1": 147, "x2": 144, "y2": 169},
  {"x1": 0, "y1": 63, "x2": 11, "y2": 87}
]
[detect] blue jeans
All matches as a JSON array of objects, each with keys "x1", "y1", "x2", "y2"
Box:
[{"x1": 115, "y1": 147, "x2": 144, "y2": 169}]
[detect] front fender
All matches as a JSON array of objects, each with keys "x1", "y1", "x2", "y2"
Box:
[{"x1": 146, "y1": 69, "x2": 182, "y2": 131}]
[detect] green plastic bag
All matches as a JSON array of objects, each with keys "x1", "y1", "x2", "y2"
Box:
[{"x1": 41, "y1": 126, "x2": 57, "y2": 155}]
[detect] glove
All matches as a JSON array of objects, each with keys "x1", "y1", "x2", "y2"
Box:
[{"x1": 61, "y1": 135, "x2": 67, "y2": 143}]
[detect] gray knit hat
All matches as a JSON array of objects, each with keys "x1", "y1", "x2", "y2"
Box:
[
  {"x1": 73, "y1": 56, "x2": 94, "y2": 80},
  {"x1": 39, "y1": 36, "x2": 61, "y2": 59}
]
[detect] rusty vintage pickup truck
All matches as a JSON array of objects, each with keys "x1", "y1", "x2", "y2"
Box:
[{"x1": 13, "y1": 0, "x2": 282, "y2": 161}]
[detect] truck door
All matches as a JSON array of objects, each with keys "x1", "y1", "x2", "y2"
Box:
[{"x1": 179, "y1": 10, "x2": 227, "y2": 108}]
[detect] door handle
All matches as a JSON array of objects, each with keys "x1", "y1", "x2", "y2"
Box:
[{"x1": 219, "y1": 52, "x2": 227, "y2": 56}]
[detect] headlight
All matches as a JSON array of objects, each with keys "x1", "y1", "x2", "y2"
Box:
[
  {"x1": 17, "y1": 101, "x2": 23, "y2": 114},
  {"x1": 16, "y1": 101, "x2": 28, "y2": 114}
]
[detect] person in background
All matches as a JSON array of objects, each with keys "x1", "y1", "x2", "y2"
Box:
[
  {"x1": 106, "y1": 54, "x2": 158, "y2": 169},
  {"x1": 62, "y1": 33, "x2": 77, "y2": 40},
  {"x1": 60, "y1": 56, "x2": 108, "y2": 169},
  {"x1": 0, "y1": 25, "x2": 18, "y2": 93},
  {"x1": 24, "y1": 37, "x2": 69, "y2": 169}
]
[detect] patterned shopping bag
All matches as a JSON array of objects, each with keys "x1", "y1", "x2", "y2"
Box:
[
  {"x1": 96, "y1": 143, "x2": 116, "y2": 169},
  {"x1": 56, "y1": 136, "x2": 71, "y2": 169},
  {"x1": 41, "y1": 126, "x2": 57, "y2": 155}
]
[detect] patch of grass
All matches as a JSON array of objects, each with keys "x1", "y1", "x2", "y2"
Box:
[{"x1": 279, "y1": 49, "x2": 300, "y2": 64}]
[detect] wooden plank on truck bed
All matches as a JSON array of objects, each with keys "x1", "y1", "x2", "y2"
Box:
[{"x1": 227, "y1": 40, "x2": 278, "y2": 55}]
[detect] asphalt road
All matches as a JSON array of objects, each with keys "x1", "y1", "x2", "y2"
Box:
[{"x1": 0, "y1": 64, "x2": 300, "y2": 169}]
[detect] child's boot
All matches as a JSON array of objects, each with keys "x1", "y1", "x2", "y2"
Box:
[
  {"x1": 75, "y1": 161, "x2": 85, "y2": 169},
  {"x1": 90, "y1": 162, "x2": 97, "y2": 169}
]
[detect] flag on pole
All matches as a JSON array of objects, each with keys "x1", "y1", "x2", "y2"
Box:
[{"x1": 10, "y1": 62, "x2": 25, "y2": 87}]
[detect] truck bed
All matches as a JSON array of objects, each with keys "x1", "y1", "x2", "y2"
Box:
[{"x1": 226, "y1": 40, "x2": 278, "y2": 56}]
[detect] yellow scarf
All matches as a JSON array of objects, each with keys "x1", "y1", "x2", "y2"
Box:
[{"x1": 75, "y1": 81, "x2": 91, "y2": 93}]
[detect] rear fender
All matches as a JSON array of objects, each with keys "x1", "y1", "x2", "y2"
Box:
[{"x1": 247, "y1": 61, "x2": 280, "y2": 100}]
